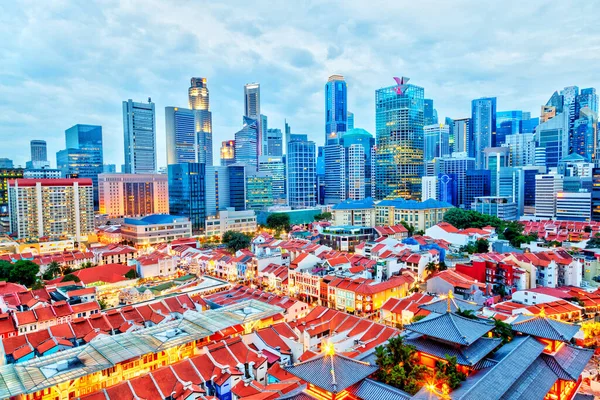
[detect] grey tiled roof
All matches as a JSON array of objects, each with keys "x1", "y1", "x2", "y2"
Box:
[
  {"x1": 346, "y1": 378, "x2": 411, "y2": 400},
  {"x1": 277, "y1": 385, "x2": 318, "y2": 400},
  {"x1": 284, "y1": 353, "x2": 378, "y2": 393},
  {"x1": 448, "y1": 336, "x2": 546, "y2": 400},
  {"x1": 499, "y1": 357, "x2": 559, "y2": 400},
  {"x1": 511, "y1": 315, "x2": 580, "y2": 341},
  {"x1": 542, "y1": 344, "x2": 594, "y2": 381},
  {"x1": 405, "y1": 312, "x2": 494, "y2": 346},
  {"x1": 404, "y1": 333, "x2": 501, "y2": 367},
  {"x1": 419, "y1": 297, "x2": 483, "y2": 314}
]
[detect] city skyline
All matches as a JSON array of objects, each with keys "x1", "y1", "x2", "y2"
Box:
[{"x1": 1, "y1": 1, "x2": 599, "y2": 167}]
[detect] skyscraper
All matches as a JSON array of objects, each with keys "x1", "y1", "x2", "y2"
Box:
[
  {"x1": 453, "y1": 118, "x2": 471, "y2": 154},
  {"x1": 437, "y1": 152, "x2": 476, "y2": 208},
  {"x1": 573, "y1": 108, "x2": 597, "y2": 161},
  {"x1": 56, "y1": 124, "x2": 103, "y2": 208},
  {"x1": 258, "y1": 155, "x2": 286, "y2": 204},
  {"x1": 343, "y1": 128, "x2": 375, "y2": 200},
  {"x1": 205, "y1": 166, "x2": 230, "y2": 215},
  {"x1": 505, "y1": 133, "x2": 536, "y2": 167},
  {"x1": 287, "y1": 134, "x2": 316, "y2": 208},
  {"x1": 265, "y1": 128, "x2": 283, "y2": 156},
  {"x1": 220, "y1": 140, "x2": 236, "y2": 166},
  {"x1": 189, "y1": 78, "x2": 213, "y2": 166},
  {"x1": 424, "y1": 99, "x2": 438, "y2": 125},
  {"x1": 244, "y1": 83, "x2": 263, "y2": 157},
  {"x1": 30, "y1": 140, "x2": 47, "y2": 163},
  {"x1": 165, "y1": 107, "x2": 195, "y2": 164},
  {"x1": 98, "y1": 173, "x2": 168, "y2": 218},
  {"x1": 323, "y1": 144, "x2": 345, "y2": 204},
  {"x1": 536, "y1": 112, "x2": 568, "y2": 168},
  {"x1": 496, "y1": 110, "x2": 522, "y2": 146},
  {"x1": 535, "y1": 173, "x2": 564, "y2": 220},
  {"x1": 245, "y1": 171, "x2": 273, "y2": 211},
  {"x1": 471, "y1": 97, "x2": 497, "y2": 169},
  {"x1": 423, "y1": 123, "x2": 450, "y2": 162},
  {"x1": 375, "y1": 77, "x2": 424, "y2": 200},
  {"x1": 325, "y1": 75, "x2": 347, "y2": 145},
  {"x1": 578, "y1": 87, "x2": 598, "y2": 114},
  {"x1": 123, "y1": 98, "x2": 156, "y2": 174},
  {"x1": 347, "y1": 112, "x2": 355, "y2": 130},
  {"x1": 168, "y1": 162, "x2": 206, "y2": 233},
  {"x1": 234, "y1": 117, "x2": 259, "y2": 169}
]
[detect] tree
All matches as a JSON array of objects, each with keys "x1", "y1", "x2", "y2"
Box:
[
  {"x1": 61, "y1": 274, "x2": 80, "y2": 283},
  {"x1": 222, "y1": 231, "x2": 251, "y2": 253},
  {"x1": 434, "y1": 355, "x2": 466, "y2": 390},
  {"x1": 455, "y1": 308, "x2": 478, "y2": 320},
  {"x1": 313, "y1": 212, "x2": 332, "y2": 222},
  {"x1": 375, "y1": 336, "x2": 429, "y2": 395},
  {"x1": 584, "y1": 226, "x2": 593, "y2": 233},
  {"x1": 438, "y1": 261, "x2": 448, "y2": 271},
  {"x1": 425, "y1": 262, "x2": 438, "y2": 275},
  {"x1": 0, "y1": 260, "x2": 13, "y2": 280},
  {"x1": 80, "y1": 261, "x2": 94, "y2": 269},
  {"x1": 125, "y1": 269, "x2": 138, "y2": 279},
  {"x1": 411, "y1": 315, "x2": 427, "y2": 323},
  {"x1": 10, "y1": 260, "x2": 40, "y2": 287},
  {"x1": 400, "y1": 220, "x2": 415, "y2": 236},
  {"x1": 266, "y1": 213, "x2": 290, "y2": 231},
  {"x1": 492, "y1": 318, "x2": 514, "y2": 344},
  {"x1": 98, "y1": 298, "x2": 108, "y2": 310},
  {"x1": 460, "y1": 238, "x2": 489, "y2": 254},
  {"x1": 43, "y1": 261, "x2": 61, "y2": 280},
  {"x1": 443, "y1": 208, "x2": 501, "y2": 230}
]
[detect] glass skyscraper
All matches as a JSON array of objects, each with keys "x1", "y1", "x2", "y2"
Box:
[
  {"x1": 220, "y1": 140, "x2": 236, "y2": 166},
  {"x1": 424, "y1": 99, "x2": 438, "y2": 125},
  {"x1": 228, "y1": 163, "x2": 247, "y2": 211},
  {"x1": 57, "y1": 124, "x2": 103, "y2": 208},
  {"x1": 265, "y1": 128, "x2": 283, "y2": 157},
  {"x1": 537, "y1": 112, "x2": 568, "y2": 168},
  {"x1": 234, "y1": 117, "x2": 259, "y2": 169},
  {"x1": 189, "y1": 78, "x2": 213, "y2": 166},
  {"x1": 423, "y1": 123, "x2": 450, "y2": 162},
  {"x1": 287, "y1": 134, "x2": 316, "y2": 208},
  {"x1": 375, "y1": 79, "x2": 424, "y2": 200},
  {"x1": 244, "y1": 83, "x2": 264, "y2": 157},
  {"x1": 165, "y1": 107, "x2": 196, "y2": 165},
  {"x1": 471, "y1": 97, "x2": 497, "y2": 169},
  {"x1": 453, "y1": 118, "x2": 471, "y2": 154},
  {"x1": 123, "y1": 98, "x2": 156, "y2": 174},
  {"x1": 325, "y1": 75, "x2": 347, "y2": 145},
  {"x1": 30, "y1": 140, "x2": 47, "y2": 163},
  {"x1": 258, "y1": 155, "x2": 286, "y2": 204},
  {"x1": 168, "y1": 162, "x2": 205, "y2": 233}
]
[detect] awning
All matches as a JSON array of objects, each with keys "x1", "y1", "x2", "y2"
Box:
[{"x1": 262, "y1": 348, "x2": 281, "y2": 363}]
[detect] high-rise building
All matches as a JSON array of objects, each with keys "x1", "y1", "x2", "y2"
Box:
[
  {"x1": 343, "y1": 128, "x2": 375, "y2": 200},
  {"x1": 522, "y1": 166, "x2": 546, "y2": 215},
  {"x1": 496, "y1": 110, "x2": 523, "y2": 145},
  {"x1": 245, "y1": 171, "x2": 273, "y2": 211},
  {"x1": 265, "y1": 128, "x2": 283, "y2": 157},
  {"x1": 220, "y1": 140, "x2": 236, "y2": 166},
  {"x1": 536, "y1": 112, "x2": 568, "y2": 168},
  {"x1": 471, "y1": 97, "x2": 497, "y2": 169},
  {"x1": 375, "y1": 77, "x2": 424, "y2": 200},
  {"x1": 0, "y1": 168, "x2": 24, "y2": 216},
  {"x1": 234, "y1": 117, "x2": 259, "y2": 169},
  {"x1": 205, "y1": 166, "x2": 230, "y2": 215},
  {"x1": 472, "y1": 196, "x2": 518, "y2": 220},
  {"x1": 464, "y1": 170, "x2": 491, "y2": 210},
  {"x1": 483, "y1": 147, "x2": 509, "y2": 196},
  {"x1": 423, "y1": 99, "x2": 438, "y2": 125},
  {"x1": 573, "y1": 108, "x2": 597, "y2": 162},
  {"x1": 445, "y1": 117, "x2": 455, "y2": 153},
  {"x1": 98, "y1": 173, "x2": 169, "y2": 218},
  {"x1": 287, "y1": 134, "x2": 316, "y2": 208},
  {"x1": 189, "y1": 78, "x2": 213, "y2": 166},
  {"x1": 535, "y1": 173, "x2": 564, "y2": 219},
  {"x1": 578, "y1": 87, "x2": 598, "y2": 114},
  {"x1": 498, "y1": 167, "x2": 524, "y2": 217},
  {"x1": 56, "y1": 124, "x2": 103, "y2": 208},
  {"x1": 437, "y1": 152, "x2": 475, "y2": 208},
  {"x1": 23, "y1": 167, "x2": 61, "y2": 179},
  {"x1": 325, "y1": 74, "x2": 347, "y2": 145},
  {"x1": 123, "y1": 98, "x2": 156, "y2": 174},
  {"x1": 556, "y1": 191, "x2": 591, "y2": 222},
  {"x1": 168, "y1": 163, "x2": 206, "y2": 233},
  {"x1": 316, "y1": 146, "x2": 325, "y2": 205},
  {"x1": 592, "y1": 167, "x2": 600, "y2": 221},
  {"x1": 421, "y1": 176, "x2": 438, "y2": 201},
  {"x1": 258, "y1": 156, "x2": 286, "y2": 204},
  {"x1": 165, "y1": 106, "x2": 195, "y2": 164},
  {"x1": 453, "y1": 118, "x2": 471, "y2": 155},
  {"x1": 347, "y1": 112, "x2": 354, "y2": 130},
  {"x1": 8, "y1": 178, "x2": 94, "y2": 241},
  {"x1": 423, "y1": 123, "x2": 450, "y2": 162},
  {"x1": 244, "y1": 83, "x2": 262, "y2": 157},
  {"x1": 505, "y1": 133, "x2": 536, "y2": 167},
  {"x1": 103, "y1": 164, "x2": 117, "y2": 173},
  {"x1": 228, "y1": 163, "x2": 247, "y2": 211},
  {"x1": 30, "y1": 140, "x2": 47, "y2": 163},
  {"x1": 323, "y1": 144, "x2": 345, "y2": 204}
]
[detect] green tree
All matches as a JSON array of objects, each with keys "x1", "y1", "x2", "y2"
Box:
[
  {"x1": 434, "y1": 355, "x2": 466, "y2": 390},
  {"x1": 492, "y1": 318, "x2": 514, "y2": 344},
  {"x1": 313, "y1": 212, "x2": 332, "y2": 222},
  {"x1": 460, "y1": 238, "x2": 489, "y2": 254},
  {"x1": 455, "y1": 308, "x2": 478, "y2": 320},
  {"x1": 438, "y1": 261, "x2": 448, "y2": 271},
  {"x1": 0, "y1": 260, "x2": 12, "y2": 280},
  {"x1": 125, "y1": 269, "x2": 138, "y2": 279},
  {"x1": 411, "y1": 315, "x2": 427, "y2": 323},
  {"x1": 266, "y1": 213, "x2": 290, "y2": 231},
  {"x1": 98, "y1": 298, "x2": 108, "y2": 310},
  {"x1": 222, "y1": 231, "x2": 251, "y2": 253},
  {"x1": 43, "y1": 261, "x2": 62, "y2": 280},
  {"x1": 400, "y1": 220, "x2": 415, "y2": 236},
  {"x1": 10, "y1": 260, "x2": 40, "y2": 287},
  {"x1": 80, "y1": 261, "x2": 94, "y2": 269},
  {"x1": 61, "y1": 274, "x2": 80, "y2": 283},
  {"x1": 425, "y1": 262, "x2": 438, "y2": 275},
  {"x1": 375, "y1": 336, "x2": 429, "y2": 395},
  {"x1": 443, "y1": 209, "x2": 502, "y2": 230}
]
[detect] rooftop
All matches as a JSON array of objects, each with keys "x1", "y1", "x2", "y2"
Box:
[
  {"x1": 123, "y1": 214, "x2": 189, "y2": 226},
  {"x1": 377, "y1": 198, "x2": 454, "y2": 210}
]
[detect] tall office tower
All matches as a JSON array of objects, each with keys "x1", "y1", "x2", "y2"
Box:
[
  {"x1": 287, "y1": 134, "x2": 316, "y2": 208},
  {"x1": 168, "y1": 163, "x2": 205, "y2": 233},
  {"x1": 437, "y1": 152, "x2": 476, "y2": 208},
  {"x1": 421, "y1": 176, "x2": 438, "y2": 201},
  {"x1": 561, "y1": 86, "x2": 579, "y2": 142},
  {"x1": 265, "y1": 128, "x2": 283, "y2": 156},
  {"x1": 496, "y1": 110, "x2": 523, "y2": 146},
  {"x1": 521, "y1": 117, "x2": 539, "y2": 134},
  {"x1": 347, "y1": 112, "x2": 354, "y2": 130},
  {"x1": 423, "y1": 124, "x2": 450, "y2": 162},
  {"x1": 592, "y1": 167, "x2": 600, "y2": 221},
  {"x1": 343, "y1": 128, "x2": 375, "y2": 200},
  {"x1": 244, "y1": 83, "x2": 262, "y2": 157},
  {"x1": 123, "y1": 98, "x2": 156, "y2": 174},
  {"x1": 325, "y1": 74, "x2": 347, "y2": 145},
  {"x1": 498, "y1": 167, "x2": 524, "y2": 217},
  {"x1": 578, "y1": 88, "x2": 598, "y2": 114},
  {"x1": 234, "y1": 117, "x2": 259, "y2": 169},
  {"x1": 258, "y1": 155, "x2": 286, "y2": 204},
  {"x1": 284, "y1": 120, "x2": 291, "y2": 155},
  {"x1": 30, "y1": 140, "x2": 47, "y2": 163},
  {"x1": 464, "y1": 170, "x2": 491, "y2": 210},
  {"x1": 471, "y1": 97, "x2": 497, "y2": 168},
  {"x1": 245, "y1": 171, "x2": 273, "y2": 211},
  {"x1": 347, "y1": 144, "x2": 365, "y2": 200},
  {"x1": 323, "y1": 144, "x2": 345, "y2": 204},
  {"x1": 8, "y1": 178, "x2": 94, "y2": 241},
  {"x1": 505, "y1": 133, "x2": 536, "y2": 167},
  {"x1": 556, "y1": 191, "x2": 592, "y2": 222},
  {"x1": 220, "y1": 140, "x2": 236, "y2": 166},
  {"x1": 484, "y1": 147, "x2": 509, "y2": 196},
  {"x1": 23, "y1": 168, "x2": 61, "y2": 179},
  {"x1": 375, "y1": 77, "x2": 424, "y2": 200},
  {"x1": 205, "y1": 166, "x2": 230, "y2": 215},
  {"x1": 535, "y1": 173, "x2": 564, "y2": 219},
  {"x1": 316, "y1": 146, "x2": 325, "y2": 205},
  {"x1": 536, "y1": 112, "x2": 569, "y2": 168},
  {"x1": 0, "y1": 168, "x2": 24, "y2": 216},
  {"x1": 98, "y1": 173, "x2": 169, "y2": 218},
  {"x1": 189, "y1": 77, "x2": 213, "y2": 166},
  {"x1": 260, "y1": 115, "x2": 268, "y2": 156},
  {"x1": 165, "y1": 107, "x2": 195, "y2": 164},
  {"x1": 453, "y1": 118, "x2": 471, "y2": 155},
  {"x1": 573, "y1": 108, "x2": 597, "y2": 161},
  {"x1": 445, "y1": 117, "x2": 454, "y2": 153},
  {"x1": 56, "y1": 124, "x2": 103, "y2": 208},
  {"x1": 228, "y1": 163, "x2": 247, "y2": 211},
  {"x1": 522, "y1": 166, "x2": 546, "y2": 215},
  {"x1": 423, "y1": 99, "x2": 438, "y2": 125}
]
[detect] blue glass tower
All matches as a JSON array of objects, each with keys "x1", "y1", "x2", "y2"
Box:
[
  {"x1": 165, "y1": 107, "x2": 195, "y2": 164},
  {"x1": 168, "y1": 162, "x2": 206, "y2": 233},
  {"x1": 287, "y1": 134, "x2": 316, "y2": 208},
  {"x1": 471, "y1": 97, "x2": 497, "y2": 168},
  {"x1": 234, "y1": 117, "x2": 259, "y2": 169},
  {"x1": 228, "y1": 163, "x2": 247, "y2": 211},
  {"x1": 325, "y1": 75, "x2": 347, "y2": 145}
]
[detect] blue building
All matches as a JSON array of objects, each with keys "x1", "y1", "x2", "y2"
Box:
[
  {"x1": 471, "y1": 97, "x2": 497, "y2": 168},
  {"x1": 168, "y1": 163, "x2": 206, "y2": 233},
  {"x1": 228, "y1": 163, "x2": 247, "y2": 211},
  {"x1": 464, "y1": 170, "x2": 491, "y2": 210},
  {"x1": 287, "y1": 134, "x2": 316, "y2": 208},
  {"x1": 424, "y1": 99, "x2": 438, "y2": 125},
  {"x1": 234, "y1": 116, "x2": 259, "y2": 168},
  {"x1": 165, "y1": 106, "x2": 196, "y2": 164},
  {"x1": 56, "y1": 124, "x2": 103, "y2": 208},
  {"x1": 375, "y1": 77, "x2": 424, "y2": 200},
  {"x1": 537, "y1": 112, "x2": 568, "y2": 168},
  {"x1": 325, "y1": 74, "x2": 347, "y2": 145},
  {"x1": 123, "y1": 99, "x2": 156, "y2": 174},
  {"x1": 437, "y1": 173, "x2": 458, "y2": 207}
]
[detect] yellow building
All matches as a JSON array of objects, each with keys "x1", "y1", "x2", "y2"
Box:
[{"x1": 375, "y1": 198, "x2": 453, "y2": 232}]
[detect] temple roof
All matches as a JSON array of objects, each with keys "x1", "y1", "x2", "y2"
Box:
[
  {"x1": 405, "y1": 312, "x2": 493, "y2": 346},
  {"x1": 346, "y1": 378, "x2": 411, "y2": 400},
  {"x1": 284, "y1": 353, "x2": 377, "y2": 393},
  {"x1": 510, "y1": 315, "x2": 580, "y2": 341},
  {"x1": 404, "y1": 333, "x2": 501, "y2": 367},
  {"x1": 542, "y1": 344, "x2": 593, "y2": 381},
  {"x1": 419, "y1": 297, "x2": 483, "y2": 314}
]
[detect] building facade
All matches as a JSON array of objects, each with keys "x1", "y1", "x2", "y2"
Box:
[
  {"x1": 98, "y1": 173, "x2": 169, "y2": 218},
  {"x1": 205, "y1": 209, "x2": 257, "y2": 237},
  {"x1": 535, "y1": 173, "x2": 564, "y2": 219},
  {"x1": 30, "y1": 140, "x2": 47, "y2": 163},
  {"x1": 287, "y1": 135, "x2": 317, "y2": 208},
  {"x1": 122, "y1": 99, "x2": 156, "y2": 174},
  {"x1": 189, "y1": 77, "x2": 213, "y2": 166},
  {"x1": 325, "y1": 74, "x2": 347, "y2": 145},
  {"x1": 121, "y1": 214, "x2": 192, "y2": 247},
  {"x1": 258, "y1": 156, "x2": 286, "y2": 204},
  {"x1": 234, "y1": 117, "x2": 259, "y2": 168},
  {"x1": 471, "y1": 97, "x2": 497, "y2": 168},
  {"x1": 168, "y1": 163, "x2": 206, "y2": 233}
]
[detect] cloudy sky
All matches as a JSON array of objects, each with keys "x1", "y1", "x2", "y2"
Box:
[{"x1": 1, "y1": 0, "x2": 598, "y2": 168}]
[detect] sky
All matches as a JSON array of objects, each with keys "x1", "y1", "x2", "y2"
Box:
[{"x1": 1, "y1": 0, "x2": 599, "y2": 169}]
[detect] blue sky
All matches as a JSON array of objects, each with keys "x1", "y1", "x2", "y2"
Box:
[{"x1": 1, "y1": 0, "x2": 598, "y2": 168}]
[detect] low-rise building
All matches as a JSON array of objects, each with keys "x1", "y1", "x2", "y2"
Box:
[
  {"x1": 331, "y1": 198, "x2": 376, "y2": 227},
  {"x1": 205, "y1": 208, "x2": 257, "y2": 237},
  {"x1": 320, "y1": 226, "x2": 375, "y2": 252},
  {"x1": 121, "y1": 214, "x2": 192, "y2": 247},
  {"x1": 375, "y1": 198, "x2": 453, "y2": 232},
  {"x1": 472, "y1": 196, "x2": 518, "y2": 220},
  {"x1": 91, "y1": 244, "x2": 137, "y2": 265},
  {"x1": 132, "y1": 252, "x2": 178, "y2": 279}
]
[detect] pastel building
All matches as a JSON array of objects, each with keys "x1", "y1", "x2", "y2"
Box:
[
  {"x1": 120, "y1": 214, "x2": 192, "y2": 247},
  {"x1": 98, "y1": 173, "x2": 168, "y2": 218}
]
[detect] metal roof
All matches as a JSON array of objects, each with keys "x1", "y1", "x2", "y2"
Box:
[
  {"x1": 0, "y1": 300, "x2": 282, "y2": 398},
  {"x1": 405, "y1": 312, "x2": 494, "y2": 346}
]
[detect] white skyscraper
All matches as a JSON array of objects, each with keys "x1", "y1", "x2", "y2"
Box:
[
  {"x1": 347, "y1": 144, "x2": 365, "y2": 200},
  {"x1": 123, "y1": 99, "x2": 156, "y2": 174},
  {"x1": 421, "y1": 176, "x2": 438, "y2": 201},
  {"x1": 535, "y1": 173, "x2": 564, "y2": 219}
]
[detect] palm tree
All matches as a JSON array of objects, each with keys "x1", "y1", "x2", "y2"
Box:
[
  {"x1": 492, "y1": 318, "x2": 514, "y2": 344},
  {"x1": 44, "y1": 261, "x2": 61, "y2": 279},
  {"x1": 425, "y1": 262, "x2": 438, "y2": 276}
]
